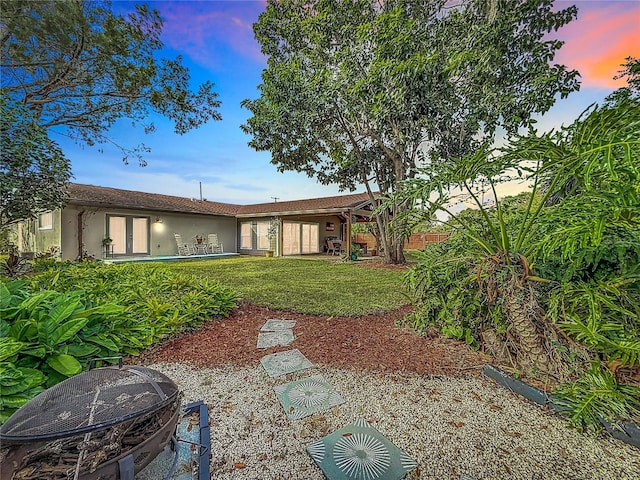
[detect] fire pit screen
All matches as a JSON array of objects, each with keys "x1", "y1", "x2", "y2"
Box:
[{"x1": 0, "y1": 366, "x2": 181, "y2": 480}]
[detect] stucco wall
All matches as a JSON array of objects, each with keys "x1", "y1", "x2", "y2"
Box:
[
  {"x1": 17, "y1": 211, "x2": 63, "y2": 256},
  {"x1": 148, "y1": 211, "x2": 236, "y2": 256},
  {"x1": 60, "y1": 205, "x2": 237, "y2": 260},
  {"x1": 236, "y1": 214, "x2": 345, "y2": 256}
]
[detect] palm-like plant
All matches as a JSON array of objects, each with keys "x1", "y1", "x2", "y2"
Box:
[{"x1": 392, "y1": 97, "x2": 640, "y2": 424}]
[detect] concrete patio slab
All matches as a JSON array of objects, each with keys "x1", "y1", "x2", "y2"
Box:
[
  {"x1": 274, "y1": 374, "x2": 344, "y2": 420},
  {"x1": 260, "y1": 349, "x2": 313, "y2": 378},
  {"x1": 257, "y1": 330, "x2": 294, "y2": 349},
  {"x1": 306, "y1": 418, "x2": 418, "y2": 480}
]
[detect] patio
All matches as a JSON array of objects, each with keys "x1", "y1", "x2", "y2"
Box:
[{"x1": 103, "y1": 252, "x2": 239, "y2": 264}]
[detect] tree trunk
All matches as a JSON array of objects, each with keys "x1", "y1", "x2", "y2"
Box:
[
  {"x1": 502, "y1": 276, "x2": 551, "y2": 376},
  {"x1": 375, "y1": 207, "x2": 406, "y2": 264}
]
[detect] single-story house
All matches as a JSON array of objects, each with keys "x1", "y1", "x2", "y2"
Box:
[{"x1": 14, "y1": 183, "x2": 376, "y2": 261}]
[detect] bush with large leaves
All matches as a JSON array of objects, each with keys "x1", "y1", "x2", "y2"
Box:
[
  {"x1": 1, "y1": 263, "x2": 238, "y2": 423},
  {"x1": 397, "y1": 97, "x2": 640, "y2": 432},
  {"x1": 0, "y1": 280, "x2": 126, "y2": 422}
]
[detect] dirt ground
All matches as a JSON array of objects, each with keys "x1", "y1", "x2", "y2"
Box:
[{"x1": 140, "y1": 303, "x2": 490, "y2": 377}]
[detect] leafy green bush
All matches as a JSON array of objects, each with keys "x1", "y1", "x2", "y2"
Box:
[
  {"x1": 0, "y1": 280, "x2": 126, "y2": 422},
  {"x1": 1, "y1": 263, "x2": 238, "y2": 423},
  {"x1": 554, "y1": 363, "x2": 640, "y2": 433},
  {"x1": 398, "y1": 97, "x2": 640, "y2": 432},
  {"x1": 403, "y1": 231, "x2": 485, "y2": 348},
  {"x1": 29, "y1": 262, "x2": 239, "y2": 345}
]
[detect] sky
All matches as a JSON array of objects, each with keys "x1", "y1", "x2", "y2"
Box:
[{"x1": 61, "y1": 0, "x2": 640, "y2": 205}]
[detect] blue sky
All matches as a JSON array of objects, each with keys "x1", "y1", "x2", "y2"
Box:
[{"x1": 61, "y1": 0, "x2": 640, "y2": 204}]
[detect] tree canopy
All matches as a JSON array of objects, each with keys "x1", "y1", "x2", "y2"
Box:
[
  {"x1": 1, "y1": 0, "x2": 221, "y2": 165},
  {"x1": 1, "y1": 95, "x2": 71, "y2": 229},
  {"x1": 242, "y1": 0, "x2": 580, "y2": 263}
]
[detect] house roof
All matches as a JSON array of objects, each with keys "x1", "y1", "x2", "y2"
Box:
[
  {"x1": 67, "y1": 183, "x2": 375, "y2": 218},
  {"x1": 236, "y1": 192, "x2": 373, "y2": 217},
  {"x1": 67, "y1": 184, "x2": 241, "y2": 216}
]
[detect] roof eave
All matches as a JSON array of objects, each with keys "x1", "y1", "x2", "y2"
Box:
[
  {"x1": 236, "y1": 206, "x2": 373, "y2": 218},
  {"x1": 66, "y1": 200, "x2": 236, "y2": 217}
]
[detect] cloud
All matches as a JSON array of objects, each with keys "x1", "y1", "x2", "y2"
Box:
[
  {"x1": 153, "y1": 1, "x2": 267, "y2": 70},
  {"x1": 555, "y1": 1, "x2": 640, "y2": 88}
]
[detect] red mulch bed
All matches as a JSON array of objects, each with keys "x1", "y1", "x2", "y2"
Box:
[{"x1": 139, "y1": 303, "x2": 490, "y2": 377}]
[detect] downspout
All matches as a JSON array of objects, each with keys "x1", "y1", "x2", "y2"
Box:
[{"x1": 77, "y1": 210, "x2": 85, "y2": 259}]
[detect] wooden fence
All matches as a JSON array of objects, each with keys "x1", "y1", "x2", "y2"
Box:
[{"x1": 352, "y1": 232, "x2": 450, "y2": 251}]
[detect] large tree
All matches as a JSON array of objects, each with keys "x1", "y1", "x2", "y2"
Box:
[
  {"x1": 242, "y1": 0, "x2": 579, "y2": 263},
  {"x1": 1, "y1": 95, "x2": 71, "y2": 229},
  {"x1": 1, "y1": 0, "x2": 221, "y2": 165}
]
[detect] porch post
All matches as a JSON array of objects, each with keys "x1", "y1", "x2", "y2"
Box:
[
  {"x1": 345, "y1": 210, "x2": 351, "y2": 258},
  {"x1": 277, "y1": 217, "x2": 282, "y2": 257}
]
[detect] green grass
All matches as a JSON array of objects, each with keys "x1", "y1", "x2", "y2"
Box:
[{"x1": 164, "y1": 256, "x2": 411, "y2": 316}]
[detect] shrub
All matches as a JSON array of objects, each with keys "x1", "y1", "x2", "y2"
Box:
[
  {"x1": 399, "y1": 97, "x2": 640, "y2": 432},
  {"x1": 1, "y1": 263, "x2": 238, "y2": 423},
  {"x1": 0, "y1": 280, "x2": 126, "y2": 422},
  {"x1": 29, "y1": 262, "x2": 239, "y2": 341}
]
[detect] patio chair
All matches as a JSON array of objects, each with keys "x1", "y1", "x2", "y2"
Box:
[
  {"x1": 174, "y1": 233, "x2": 193, "y2": 256},
  {"x1": 207, "y1": 233, "x2": 223, "y2": 254},
  {"x1": 326, "y1": 239, "x2": 343, "y2": 256}
]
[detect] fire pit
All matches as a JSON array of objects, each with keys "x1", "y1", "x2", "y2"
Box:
[{"x1": 0, "y1": 366, "x2": 181, "y2": 480}]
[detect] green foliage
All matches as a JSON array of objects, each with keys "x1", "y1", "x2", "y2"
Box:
[
  {"x1": 29, "y1": 262, "x2": 239, "y2": 342},
  {"x1": 0, "y1": 362, "x2": 45, "y2": 424},
  {"x1": 402, "y1": 236, "x2": 486, "y2": 349},
  {"x1": 0, "y1": 263, "x2": 238, "y2": 423},
  {"x1": 0, "y1": 95, "x2": 71, "y2": 228},
  {"x1": 0, "y1": 280, "x2": 125, "y2": 421},
  {"x1": 31, "y1": 257, "x2": 71, "y2": 273},
  {"x1": 554, "y1": 363, "x2": 640, "y2": 433},
  {"x1": 525, "y1": 98, "x2": 640, "y2": 369},
  {"x1": 398, "y1": 96, "x2": 640, "y2": 434},
  {"x1": 548, "y1": 277, "x2": 640, "y2": 367},
  {"x1": 1, "y1": 0, "x2": 221, "y2": 164},
  {"x1": 243, "y1": 0, "x2": 578, "y2": 264}
]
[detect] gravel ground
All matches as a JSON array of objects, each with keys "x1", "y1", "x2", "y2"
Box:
[{"x1": 149, "y1": 362, "x2": 640, "y2": 480}]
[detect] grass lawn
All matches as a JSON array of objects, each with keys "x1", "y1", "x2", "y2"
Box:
[{"x1": 165, "y1": 256, "x2": 411, "y2": 316}]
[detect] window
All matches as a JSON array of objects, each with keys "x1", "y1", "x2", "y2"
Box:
[
  {"x1": 240, "y1": 221, "x2": 273, "y2": 250},
  {"x1": 301, "y1": 223, "x2": 319, "y2": 253},
  {"x1": 108, "y1": 216, "x2": 127, "y2": 255},
  {"x1": 240, "y1": 223, "x2": 252, "y2": 249},
  {"x1": 39, "y1": 212, "x2": 53, "y2": 230},
  {"x1": 107, "y1": 215, "x2": 149, "y2": 255},
  {"x1": 256, "y1": 221, "x2": 270, "y2": 250},
  {"x1": 282, "y1": 222, "x2": 299, "y2": 255},
  {"x1": 131, "y1": 217, "x2": 148, "y2": 254}
]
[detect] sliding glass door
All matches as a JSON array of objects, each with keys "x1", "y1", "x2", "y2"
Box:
[{"x1": 282, "y1": 221, "x2": 319, "y2": 255}]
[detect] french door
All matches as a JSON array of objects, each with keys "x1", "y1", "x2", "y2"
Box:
[{"x1": 107, "y1": 215, "x2": 149, "y2": 256}]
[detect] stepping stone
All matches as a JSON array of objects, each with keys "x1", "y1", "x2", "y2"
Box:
[
  {"x1": 306, "y1": 418, "x2": 418, "y2": 480},
  {"x1": 261, "y1": 318, "x2": 296, "y2": 331},
  {"x1": 260, "y1": 349, "x2": 313, "y2": 378},
  {"x1": 274, "y1": 374, "x2": 345, "y2": 420},
  {"x1": 257, "y1": 330, "x2": 294, "y2": 349}
]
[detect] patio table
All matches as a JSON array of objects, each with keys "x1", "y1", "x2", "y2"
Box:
[{"x1": 193, "y1": 243, "x2": 208, "y2": 255}]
